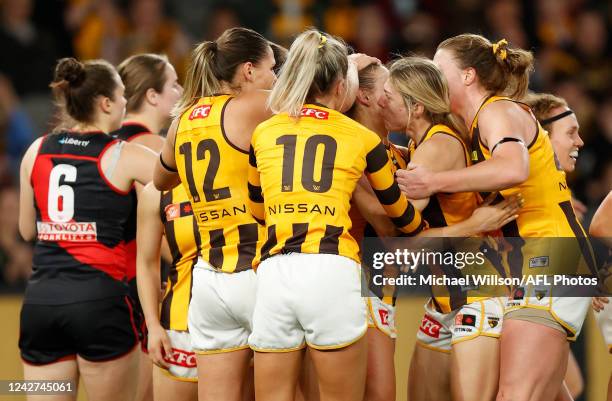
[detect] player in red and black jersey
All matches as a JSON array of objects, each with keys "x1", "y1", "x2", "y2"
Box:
[
  {"x1": 110, "y1": 54, "x2": 183, "y2": 401},
  {"x1": 18, "y1": 58, "x2": 155, "y2": 401}
]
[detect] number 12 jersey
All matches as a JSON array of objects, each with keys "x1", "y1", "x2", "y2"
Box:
[{"x1": 174, "y1": 95, "x2": 264, "y2": 273}]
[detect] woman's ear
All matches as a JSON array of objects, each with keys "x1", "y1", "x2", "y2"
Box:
[
  {"x1": 356, "y1": 88, "x2": 370, "y2": 106},
  {"x1": 145, "y1": 87, "x2": 159, "y2": 106},
  {"x1": 99, "y1": 96, "x2": 113, "y2": 115},
  {"x1": 242, "y1": 62, "x2": 254, "y2": 82},
  {"x1": 463, "y1": 67, "x2": 476, "y2": 86},
  {"x1": 412, "y1": 102, "x2": 425, "y2": 119}
]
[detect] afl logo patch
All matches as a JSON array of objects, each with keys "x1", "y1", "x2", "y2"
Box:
[
  {"x1": 165, "y1": 203, "x2": 180, "y2": 221},
  {"x1": 488, "y1": 317, "x2": 499, "y2": 328}
]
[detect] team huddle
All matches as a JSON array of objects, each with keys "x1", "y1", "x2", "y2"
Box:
[{"x1": 16, "y1": 26, "x2": 612, "y2": 401}]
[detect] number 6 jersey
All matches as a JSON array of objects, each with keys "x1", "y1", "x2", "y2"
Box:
[
  {"x1": 174, "y1": 95, "x2": 264, "y2": 273},
  {"x1": 248, "y1": 104, "x2": 425, "y2": 265},
  {"x1": 26, "y1": 131, "x2": 134, "y2": 305}
]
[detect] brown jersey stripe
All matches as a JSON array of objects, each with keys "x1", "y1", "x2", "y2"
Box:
[
  {"x1": 440, "y1": 262, "x2": 467, "y2": 310},
  {"x1": 160, "y1": 192, "x2": 181, "y2": 328},
  {"x1": 261, "y1": 225, "x2": 277, "y2": 261},
  {"x1": 284, "y1": 223, "x2": 309, "y2": 253},
  {"x1": 319, "y1": 225, "x2": 343, "y2": 254},
  {"x1": 248, "y1": 183, "x2": 264, "y2": 203},
  {"x1": 365, "y1": 142, "x2": 389, "y2": 173},
  {"x1": 500, "y1": 218, "x2": 525, "y2": 280},
  {"x1": 390, "y1": 205, "x2": 417, "y2": 228},
  {"x1": 423, "y1": 195, "x2": 447, "y2": 228},
  {"x1": 208, "y1": 228, "x2": 225, "y2": 268},
  {"x1": 373, "y1": 183, "x2": 402, "y2": 205},
  {"x1": 558, "y1": 201, "x2": 597, "y2": 275},
  {"x1": 235, "y1": 223, "x2": 259, "y2": 271},
  {"x1": 249, "y1": 146, "x2": 258, "y2": 167}
]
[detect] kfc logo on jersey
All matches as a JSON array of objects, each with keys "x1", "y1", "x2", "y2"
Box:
[
  {"x1": 189, "y1": 104, "x2": 212, "y2": 120},
  {"x1": 165, "y1": 203, "x2": 181, "y2": 221},
  {"x1": 419, "y1": 314, "x2": 442, "y2": 338},
  {"x1": 165, "y1": 348, "x2": 197, "y2": 368},
  {"x1": 300, "y1": 107, "x2": 329, "y2": 120},
  {"x1": 378, "y1": 309, "x2": 390, "y2": 326}
]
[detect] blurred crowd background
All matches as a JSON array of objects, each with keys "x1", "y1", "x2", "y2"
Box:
[{"x1": 0, "y1": 0, "x2": 610, "y2": 290}]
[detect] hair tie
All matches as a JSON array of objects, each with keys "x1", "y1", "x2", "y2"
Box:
[
  {"x1": 492, "y1": 38, "x2": 508, "y2": 61},
  {"x1": 318, "y1": 34, "x2": 327, "y2": 49},
  {"x1": 211, "y1": 41, "x2": 218, "y2": 52}
]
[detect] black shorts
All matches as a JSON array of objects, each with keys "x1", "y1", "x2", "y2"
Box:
[
  {"x1": 19, "y1": 296, "x2": 139, "y2": 365},
  {"x1": 128, "y1": 278, "x2": 148, "y2": 352}
]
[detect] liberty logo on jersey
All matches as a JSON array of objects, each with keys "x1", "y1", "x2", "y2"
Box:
[
  {"x1": 419, "y1": 315, "x2": 442, "y2": 338},
  {"x1": 189, "y1": 104, "x2": 212, "y2": 120},
  {"x1": 58, "y1": 137, "x2": 90, "y2": 147},
  {"x1": 300, "y1": 107, "x2": 329, "y2": 120}
]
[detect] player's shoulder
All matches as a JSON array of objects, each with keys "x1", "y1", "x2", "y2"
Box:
[{"x1": 480, "y1": 98, "x2": 530, "y2": 124}]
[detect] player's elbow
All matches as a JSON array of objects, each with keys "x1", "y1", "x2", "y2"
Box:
[
  {"x1": 153, "y1": 165, "x2": 175, "y2": 191},
  {"x1": 500, "y1": 166, "x2": 529, "y2": 188}
]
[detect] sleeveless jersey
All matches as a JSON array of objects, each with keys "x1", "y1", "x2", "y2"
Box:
[
  {"x1": 408, "y1": 124, "x2": 492, "y2": 312},
  {"x1": 470, "y1": 96, "x2": 596, "y2": 278},
  {"x1": 174, "y1": 95, "x2": 264, "y2": 273},
  {"x1": 248, "y1": 104, "x2": 425, "y2": 265},
  {"x1": 407, "y1": 124, "x2": 479, "y2": 227},
  {"x1": 110, "y1": 122, "x2": 151, "y2": 281},
  {"x1": 160, "y1": 184, "x2": 200, "y2": 331},
  {"x1": 26, "y1": 131, "x2": 132, "y2": 304}
]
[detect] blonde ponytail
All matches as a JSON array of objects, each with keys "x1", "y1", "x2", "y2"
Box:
[{"x1": 268, "y1": 29, "x2": 348, "y2": 117}]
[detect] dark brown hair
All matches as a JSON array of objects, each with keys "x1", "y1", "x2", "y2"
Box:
[
  {"x1": 118, "y1": 53, "x2": 169, "y2": 113},
  {"x1": 50, "y1": 58, "x2": 119, "y2": 123},
  {"x1": 437, "y1": 34, "x2": 534, "y2": 99},
  {"x1": 175, "y1": 27, "x2": 270, "y2": 116}
]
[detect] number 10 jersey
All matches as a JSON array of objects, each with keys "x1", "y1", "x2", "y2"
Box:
[
  {"x1": 248, "y1": 104, "x2": 425, "y2": 266},
  {"x1": 174, "y1": 95, "x2": 264, "y2": 273}
]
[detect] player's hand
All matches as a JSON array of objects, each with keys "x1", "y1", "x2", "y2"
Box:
[
  {"x1": 592, "y1": 296, "x2": 609, "y2": 312},
  {"x1": 147, "y1": 324, "x2": 173, "y2": 369},
  {"x1": 396, "y1": 164, "x2": 436, "y2": 199},
  {"x1": 348, "y1": 53, "x2": 380, "y2": 71},
  {"x1": 470, "y1": 193, "x2": 523, "y2": 234}
]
